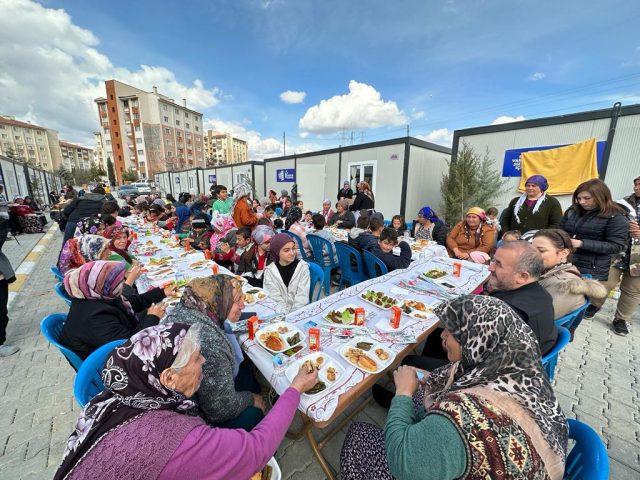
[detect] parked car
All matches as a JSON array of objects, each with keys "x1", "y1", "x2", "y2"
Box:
[
  {"x1": 118, "y1": 185, "x2": 139, "y2": 199},
  {"x1": 131, "y1": 181, "x2": 152, "y2": 194}
]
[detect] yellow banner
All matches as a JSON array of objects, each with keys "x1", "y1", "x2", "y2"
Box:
[{"x1": 518, "y1": 138, "x2": 599, "y2": 195}]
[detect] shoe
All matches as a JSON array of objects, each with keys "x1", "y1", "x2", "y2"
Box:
[
  {"x1": 583, "y1": 305, "x2": 600, "y2": 319},
  {"x1": 372, "y1": 384, "x2": 394, "y2": 410},
  {"x1": 612, "y1": 318, "x2": 629, "y2": 336},
  {"x1": 0, "y1": 344, "x2": 19, "y2": 357}
]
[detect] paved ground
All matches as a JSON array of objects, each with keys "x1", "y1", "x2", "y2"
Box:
[{"x1": 0, "y1": 226, "x2": 638, "y2": 479}]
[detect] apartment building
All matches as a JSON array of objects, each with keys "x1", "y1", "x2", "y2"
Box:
[
  {"x1": 59, "y1": 141, "x2": 95, "y2": 172},
  {"x1": 94, "y1": 130, "x2": 107, "y2": 172},
  {"x1": 203, "y1": 130, "x2": 249, "y2": 166},
  {"x1": 0, "y1": 115, "x2": 62, "y2": 172},
  {"x1": 94, "y1": 80, "x2": 205, "y2": 184}
]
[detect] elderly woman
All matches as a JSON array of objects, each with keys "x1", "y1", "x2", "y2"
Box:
[
  {"x1": 101, "y1": 226, "x2": 136, "y2": 268},
  {"x1": 238, "y1": 225, "x2": 274, "y2": 287},
  {"x1": 328, "y1": 199, "x2": 356, "y2": 229},
  {"x1": 59, "y1": 261, "x2": 172, "y2": 360},
  {"x1": 264, "y1": 233, "x2": 310, "y2": 313},
  {"x1": 446, "y1": 207, "x2": 496, "y2": 262},
  {"x1": 320, "y1": 198, "x2": 335, "y2": 224},
  {"x1": 341, "y1": 295, "x2": 568, "y2": 480},
  {"x1": 58, "y1": 235, "x2": 111, "y2": 275},
  {"x1": 285, "y1": 206, "x2": 311, "y2": 258},
  {"x1": 337, "y1": 180, "x2": 354, "y2": 201},
  {"x1": 232, "y1": 183, "x2": 257, "y2": 229},
  {"x1": 163, "y1": 276, "x2": 264, "y2": 430},
  {"x1": 412, "y1": 206, "x2": 448, "y2": 245},
  {"x1": 349, "y1": 181, "x2": 375, "y2": 212},
  {"x1": 532, "y1": 229, "x2": 607, "y2": 325},
  {"x1": 501, "y1": 174, "x2": 563, "y2": 235},
  {"x1": 54, "y1": 323, "x2": 318, "y2": 480}
]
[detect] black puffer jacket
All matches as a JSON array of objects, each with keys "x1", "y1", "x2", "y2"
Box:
[
  {"x1": 62, "y1": 192, "x2": 105, "y2": 224},
  {"x1": 559, "y1": 207, "x2": 629, "y2": 280}
]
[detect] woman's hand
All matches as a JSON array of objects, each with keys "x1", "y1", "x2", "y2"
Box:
[
  {"x1": 630, "y1": 220, "x2": 640, "y2": 239},
  {"x1": 393, "y1": 365, "x2": 420, "y2": 397},
  {"x1": 253, "y1": 393, "x2": 267, "y2": 412},
  {"x1": 290, "y1": 367, "x2": 319, "y2": 394},
  {"x1": 164, "y1": 284, "x2": 179, "y2": 297},
  {"x1": 147, "y1": 302, "x2": 167, "y2": 318},
  {"x1": 125, "y1": 263, "x2": 142, "y2": 286},
  {"x1": 570, "y1": 238, "x2": 583, "y2": 249}
]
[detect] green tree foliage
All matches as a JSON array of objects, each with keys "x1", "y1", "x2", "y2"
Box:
[
  {"x1": 54, "y1": 165, "x2": 74, "y2": 185},
  {"x1": 122, "y1": 168, "x2": 139, "y2": 183},
  {"x1": 440, "y1": 142, "x2": 509, "y2": 225},
  {"x1": 106, "y1": 158, "x2": 116, "y2": 186}
]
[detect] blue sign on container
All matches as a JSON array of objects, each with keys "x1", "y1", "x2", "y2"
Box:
[
  {"x1": 276, "y1": 168, "x2": 295, "y2": 182},
  {"x1": 502, "y1": 141, "x2": 606, "y2": 177},
  {"x1": 208, "y1": 174, "x2": 217, "y2": 183}
]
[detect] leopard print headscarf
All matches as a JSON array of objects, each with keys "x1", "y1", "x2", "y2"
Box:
[{"x1": 426, "y1": 294, "x2": 568, "y2": 458}]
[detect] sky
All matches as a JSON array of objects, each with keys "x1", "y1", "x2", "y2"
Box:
[{"x1": 1, "y1": 0, "x2": 639, "y2": 159}]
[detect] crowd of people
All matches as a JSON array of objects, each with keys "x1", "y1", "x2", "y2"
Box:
[{"x1": 0, "y1": 172, "x2": 634, "y2": 478}]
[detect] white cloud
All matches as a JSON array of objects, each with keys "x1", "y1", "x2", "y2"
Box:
[
  {"x1": 416, "y1": 128, "x2": 453, "y2": 147},
  {"x1": 298, "y1": 80, "x2": 407, "y2": 134},
  {"x1": 280, "y1": 90, "x2": 306, "y2": 104},
  {"x1": 491, "y1": 115, "x2": 525, "y2": 125},
  {"x1": 411, "y1": 109, "x2": 425, "y2": 120},
  {"x1": 528, "y1": 72, "x2": 546, "y2": 81},
  {"x1": 0, "y1": 0, "x2": 220, "y2": 145}
]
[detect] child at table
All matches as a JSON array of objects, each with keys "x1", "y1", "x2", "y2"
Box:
[
  {"x1": 371, "y1": 228, "x2": 412, "y2": 272},
  {"x1": 390, "y1": 215, "x2": 408, "y2": 237},
  {"x1": 182, "y1": 217, "x2": 213, "y2": 251}
]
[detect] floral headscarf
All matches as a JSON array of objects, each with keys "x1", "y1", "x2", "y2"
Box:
[
  {"x1": 54, "y1": 323, "x2": 199, "y2": 480},
  {"x1": 102, "y1": 226, "x2": 132, "y2": 264},
  {"x1": 425, "y1": 295, "x2": 568, "y2": 458},
  {"x1": 73, "y1": 215, "x2": 104, "y2": 237},
  {"x1": 209, "y1": 213, "x2": 237, "y2": 250},
  {"x1": 58, "y1": 235, "x2": 110, "y2": 275},
  {"x1": 284, "y1": 206, "x2": 302, "y2": 231},
  {"x1": 232, "y1": 183, "x2": 252, "y2": 209},
  {"x1": 180, "y1": 276, "x2": 243, "y2": 328}
]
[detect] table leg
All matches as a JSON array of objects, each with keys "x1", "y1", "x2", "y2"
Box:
[{"x1": 303, "y1": 415, "x2": 336, "y2": 480}]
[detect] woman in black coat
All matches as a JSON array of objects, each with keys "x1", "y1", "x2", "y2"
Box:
[
  {"x1": 349, "y1": 181, "x2": 375, "y2": 212},
  {"x1": 560, "y1": 179, "x2": 629, "y2": 281},
  {"x1": 337, "y1": 180, "x2": 354, "y2": 201}
]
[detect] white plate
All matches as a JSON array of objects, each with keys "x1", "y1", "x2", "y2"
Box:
[
  {"x1": 253, "y1": 457, "x2": 281, "y2": 480},
  {"x1": 243, "y1": 287, "x2": 269, "y2": 305},
  {"x1": 284, "y1": 352, "x2": 344, "y2": 398},
  {"x1": 399, "y1": 299, "x2": 433, "y2": 320},
  {"x1": 359, "y1": 290, "x2": 400, "y2": 310},
  {"x1": 323, "y1": 303, "x2": 360, "y2": 325},
  {"x1": 338, "y1": 336, "x2": 396, "y2": 374},
  {"x1": 189, "y1": 260, "x2": 213, "y2": 271},
  {"x1": 147, "y1": 268, "x2": 176, "y2": 280},
  {"x1": 255, "y1": 322, "x2": 306, "y2": 354}
]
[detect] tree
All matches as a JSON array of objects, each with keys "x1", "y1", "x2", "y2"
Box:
[
  {"x1": 54, "y1": 165, "x2": 74, "y2": 185},
  {"x1": 122, "y1": 168, "x2": 139, "y2": 183},
  {"x1": 440, "y1": 141, "x2": 509, "y2": 225},
  {"x1": 89, "y1": 162, "x2": 106, "y2": 182},
  {"x1": 106, "y1": 158, "x2": 116, "y2": 186}
]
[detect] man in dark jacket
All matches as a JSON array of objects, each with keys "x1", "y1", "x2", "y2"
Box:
[
  {"x1": 371, "y1": 227, "x2": 412, "y2": 273},
  {"x1": 61, "y1": 186, "x2": 105, "y2": 244}
]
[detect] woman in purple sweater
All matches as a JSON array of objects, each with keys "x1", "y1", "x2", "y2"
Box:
[{"x1": 54, "y1": 323, "x2": 318, "y2": 480}]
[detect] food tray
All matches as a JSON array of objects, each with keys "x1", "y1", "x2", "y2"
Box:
[
  {"x1": 323, "y1": 304, "x2": 361, "y2": 325},
  {"x1": 422, "y1": 268, "x2": 448, "y2": 279},
  {"x1": 284, "y1": 352, "x2": 344, "y2": 398},
  {"x1": 399, "y1": 299, "x2": 433, "y2": 320},
  {"x1": 338, "y1": 336, "x2": 396, "y2": 374},
  {"x1": 146, "y1": 267, "x2": 176, "y2": 280},
  {"x1": 243, "y1": 287, "x2": 269, "y2": 305},
  {"x1": 359, "y1": 290, "x2": 399, "y2": 310},
  {"x1": 255, "y1": 322, "x2": 306, "y2": 354},
  {"x1": 189, "y1": 260, "x2": 214, "y2": 271}
]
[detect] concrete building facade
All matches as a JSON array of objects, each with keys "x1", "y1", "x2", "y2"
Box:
[
  {"x1": 0, "y1": 115, "x2": 62, "y2": 172},
  {"x1": 203, "y1": 130, "x2": 248, "y2": 166},
  {"x1": 94, "y1": 80, "x2": 205, "y2": 184},
  {"x1": 59, "y1": 141, "x2": 95, "y2": 172}
]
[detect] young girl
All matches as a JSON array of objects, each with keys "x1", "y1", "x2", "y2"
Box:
[
  {"x1": 263, "y1": 233, "x2": 310, "y2": 313},
  {"x1": 390, "y1": 215, "x2": 408, "y2": 236}
]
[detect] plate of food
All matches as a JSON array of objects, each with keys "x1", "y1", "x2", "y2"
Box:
[
  {"x1": 243, "y1": 287, "x2": 268, "y2": 305},
  {"x1": 359, "y1": 290, "x2": 399, "y2": 310},
  {"x1": 148, "y1": 256, "x2": 173, "y2": 267},
  {"x1": 146, "y1": 267, "x2": 176, "y2": 280},
  {"x1": 323, "y1": 304, "x2": 360, "y2": 325},
  {"x1": 339, "y1": 336, "x2": 395, "y2": 374},
  {"x1": 255, "y1": 322, "x2": 306, "y2": 354},
  {"x1": 189, "y1": 259, "x2": 213, "y2": 271},
  {"x1": 423, "y1": 268, "x2": 448, "y2": 279},
  {"x1": 284, "y1": 352, "x2": 344, "y2": 398},
  {"x1": 399, "y1": 299, "x2": 433, "y2": 319},
  {"x1": 250, "y1": 457, "x2": 281, "y2": 480}
]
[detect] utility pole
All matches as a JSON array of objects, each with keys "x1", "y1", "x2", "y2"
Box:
[
  {"x1": 406, "y1": 124, "x2": 410, "y2": 137},
  {"x1": 283, "y1": 132, "x2": 286, "y2": 156}
]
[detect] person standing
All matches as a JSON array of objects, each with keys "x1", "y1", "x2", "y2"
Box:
[
  {"x1": 210, "y1": 185, "x2": 233, "y2": 214},
  {"x1": 500, "y1": 175, "x2": 563, "y2": 235},
  {"x1": 61, "y1": 186, "x2": 105, "y2": 244},
  {"x1": 349, "y1": 181, "x2": 375, "y2": 212},
  {"x1": 337, "y1": 180, "x2": 354, "y2": 201},
  {"x1": 0, "y1": 202, "x2": 17, "y2": 356}
]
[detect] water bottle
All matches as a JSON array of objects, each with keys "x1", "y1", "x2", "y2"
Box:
[{"x1": 272, "y1": 353, "x2": 286, "y2": 374}]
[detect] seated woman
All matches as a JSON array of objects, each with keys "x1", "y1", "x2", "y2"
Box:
[
  {"x1": 59, "y1": 261, "x2": 173, "y2": 360},
  {"x1": 54, "y1": 323, "x2": 318, "y2": 480},
  {"x1": 264, "y1": 233, "x2": 310, "y2": 313},
  {"x1": 175, "y1": 205, "x2": 193, "y2": 234},
  {"x1": 163, "y1": 276, "x2": 264, "y2": 430},
  {"x1": 371, "y1": 227, "x2": 412, "y2": 272},
  {"x1": 237, "y1": 225, "x2": 274, "y2": 288},
  {"x1": 532, "y1": 229, "x2": 607, "y2": 321},
  {"x1": 446, "y1": 207, "x2": 496, "y2": 262},
  {"x1": 412, "y1": 206, "x2": 448, "y2": 245},
  {"x1": 390, "y1": 214, "x2": 408, "y2": 236},
  {"x1": 58, "y1": 235, "x2": 111, "y2": 275},
  {"x1": 342, "y1": 295, "x2": 568, "y2": 480},
  {"x1": 232, "y1": 183, "x2": 257, "y2": 229},
  {"x1": 182, "y1": 217, "x2": 213, "y2": 251},
  {"x1": 102, "y1": 226, "x2": 136, "y2": 267},
  {"x1": 285, "y1": 206, "x2": 311, "y2": 258},
  {"x1": 328, "y1": 199, "x2": 356, "y2": 229},
  {"x1": 320, "y1": 198, "x2": 335, "y2": 224}
]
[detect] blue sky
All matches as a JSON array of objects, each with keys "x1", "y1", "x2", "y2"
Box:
[{"x1": 1, "y1": 0, "x2": 639, "y2": 157}]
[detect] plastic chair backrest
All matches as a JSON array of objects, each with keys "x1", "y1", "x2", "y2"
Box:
[
  {"x1": 40, "y1": 313, "x2": 83, "y2": 371},
  {"x1": 362, "y1": 250, "x2": 389, "y2": 279},
  {"x1": 54, "y1": 281, "x2": 72, "y2": 306},
  {"x1": 564, "y1": 419, "x2": 609, "y2": 479},
  {"x1": 541, "y1": 326, "x2": 571, "y2": 382},
  {"x1": 50, "y1": 266, "x2": 64, "y2": 281},
  {"x1": 307, "y1": 261, "x2": 324, "y2": 302},
  {"x1": 275, "y1": 207, "x2": 283, "y2": 217},
  {"x1": 74, "y1": 339, "x2": 127, "y2": 406},
  {"x1": 555, "y1": 300, "x2": 590, "y2": 328},
  {"x1": 334, "y1": 242, "x2": 366, "y2": 288},
  {"x1": 307, "y1": 234, "x2": 338, "y2": 268},
  {"x1": 282, "y1": 230, "x2": 311, "y2": 261}
]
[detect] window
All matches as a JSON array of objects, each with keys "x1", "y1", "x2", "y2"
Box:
[
  {"x1": 0, "y1": 134, "x2": 6, "y2": 139},
  {"x1": 175, "y1": 108, "x2": 179, "y2": 114},
  {"x1": 186, "y1": 133, "x2": 192, "y2": 139},
  {"x1": 14, "y1": 135, "x2": 20, "y2": 140},
  {"x1": 136, "y1": 138, "x2": 142, "y2": 144},
  {"x1": 185, "y1": 112, "x2": 189, "y2": 118},
  {"x1": 115, "y1": 132, "x2": 119, "y2": 137},
  {"x1": 117, "y1": 143, "x2": 120, "y2": 149},
  {"x1": 110, "y1": 94, "x2": 114, "y2": 100},
  {"x1": 167, "y1": 151, "x2": 173, "y2": 157},
  {"x1": 163, "y1": 116, "x2": 169, "y2": 122},
  {"x1": 137, "y1": 149, "x2": 144, "y2": 155},
  {"x1": 175, "y1": 120, "x2": 180, "y2": 126},
  {"x1": 165, "y1": 139, "x2": 172, "y2": 145},
  {"x1": 185, "y1": 123, "x2": 190, "y2": 129},
  {"x1": 195, "y1": 126, "x2": 199, "y2": 132},
  {"x1": 0, "y1": 125, "x2": 4, "y2": 129},
  {"x1": 164, "y1": 127, "x2": 170, "y2": 134},
  {"x1": 113, "y1": 119, "x2": 117, "y2": 125},
  {"x1": 105, "y1": 139, "x2": 111, "y2": 145},
  {"x1": 135, "y1": 126, "x2": 141, "y2": 131},
  {"x1": 163, "y1": 104, "x2": 168, "y2": 110},
  {"x1": 39, "y1": 146, "x2": 45, "y2": 151},
  {"x1": 36, "y1": 130, "x2": 42, "y2": 135}
]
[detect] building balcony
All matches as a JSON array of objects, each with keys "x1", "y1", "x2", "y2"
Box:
[
  {"x1": 131, "y1": 106, "x2": 139, "y2": 114},
  {"x1": 99, "y1": 111, "x2": 108, "y2": 118},
  {"x1": 133, "y1": 119, "x2": 140, "y2": 127},
  {"x1": 124, "y1": 108, "x2": 130, "y2": 114}
]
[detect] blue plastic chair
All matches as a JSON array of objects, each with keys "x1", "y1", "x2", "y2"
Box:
[
  {"x1": 307, "y1": 261, "x2": 324, "y2": 302},
  {"x1": 564, "y1": 419, "x2": 609, "y2": 479},
  {"x1": 54, "y1": 281, "x2": 72, "y2": 306},
  {"x1": 74, "y1": 339, "x2": 127, "y2": 407},
  {"x1": 50, "y1": 266, "x2": 64, "y2": 281},
  {"x1": 335, "y1": 242, "x2": 366, "y2": 289},
  {"x1": 307, "y1": 234, "x2": 339, "y2": 295},
  {"x1": 555, "y1": 300, "x2": 590, "y2": 329},
  {"x1": 282, "y1": 230, "x2": 313, "y2": 262},
  {"x1": 40, "y1": 313, "x2": 83, "y2": 371},
  {"x1": 362, "y1": 250, "x2": 389, "y2": 279},
  {"x1": 541, "y1": 326, "x2": 571, "y2": 382}
]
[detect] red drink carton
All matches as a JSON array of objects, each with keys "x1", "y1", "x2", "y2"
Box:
[
  {"x1": 248, "y1": 315, "x2": 258, "y2": 340},
  {"x1": 390, "y1": 306, "x2": 401, "y2": 329},
  {"x1": 453, "y1": 262, "x2": 461, "y2": 278},
  {"x1": 308, "y1": 328, "x2": 321, "y2": 351},
  {"x1": 211, "y1": 263, "x2": 219, "y2": 275},
  {"x1": 354, "y1": 307, "x2": 366, "y2": 326}
]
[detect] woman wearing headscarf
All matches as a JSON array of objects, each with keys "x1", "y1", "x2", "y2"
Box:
[
  {"x1": 208, "y1": 212, "x2": 237, "y2": 252},
  {"x1": 328, "y1": 199, "x2": 356, "y2": 229},
  {"x1": 349, "y1": 181, "x2": 375, "y2": 212},
  {"x1": 102, "y1": 226, "x2": 136, "y2": 268},
  {"x1": 263, "y1": 233, "x2": 310, "y2": 313},
  {"x1": 57, "y1": 235, "x2": 111, "y2": 275},
  {"x1": 320, "y1": 198, "x2": 335, "y2": 224},
  {"x1": 501, "y1": 174, "x2": 563, "y2": 235},
  {"x1": 337, "y1": 180, "x2": 354, "y2": 201},
  {"x1": 341, "y1": 295, "x2": 568, "y2": 480},
  {"x1": 54, "y1": 322, "x2": 319, "y2": 480},
  {"x1": 232, "y1": 182, "x2": 257, "y2": 229},
  {"x1": 174, "y1": 205, "x2": 192, "y2": 234},
  {"x1": 446, "y1": 207, "x2": 496, "y2": 262},
  {"x1": 284, "y1": 206, "x2": 311, "y2": 258},
  {"x1": 412, "y1": 206, "x2": 448, "y2": 245},
  {"x1": 59, "y1": 260, "x2": 173, "y2": 360},
  {"x1": 237, "y1": 225, "x2": 274, "y2": 287},
  {"x1": 182, "y1": 216, "x2": 213, "y2": 251},
  {"x1": 162, "y1": 276, "x2": 264, "y2": 430}
]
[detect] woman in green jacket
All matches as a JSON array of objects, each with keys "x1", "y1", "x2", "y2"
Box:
[{"x1": 341, "y1": 295, "x2": 568, "y2": 480}]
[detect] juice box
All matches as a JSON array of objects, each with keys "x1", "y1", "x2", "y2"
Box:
[
  {"x1": 185, "y1": 242, "x2": 191, "y2": 252},
  {"x1": 248, "y1": 315, "x2": 258, "y2": 340},
  {"x1": 203, "y1": 249, "x2": 212, "y2": 260},
  {"x1": 308, "y1": 328, "x2": 321, "y2": 352},
  {"x1": 211, "y1": 263, "x2": 219, "y2": 275},
  {"x1": 390, "y1": 306, "x2": 401, "y2": 329},
  {"x1": 354, "y1": 307, "x2": 366, "y2": 326},
  {"x1": 452, "y1": 262, "x2": 462, "y2": 278}
]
